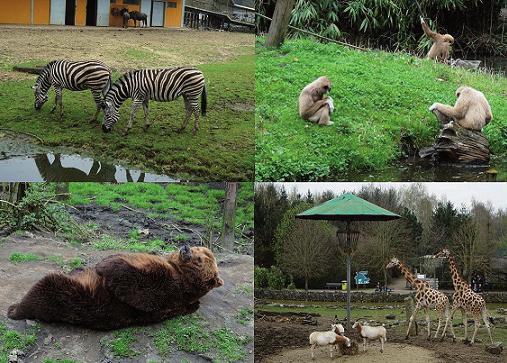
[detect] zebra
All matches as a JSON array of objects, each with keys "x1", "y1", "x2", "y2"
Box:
[
  {"x1": 102, "y1": 67, "x2": 207, "y2": 135},
  {"x1": 33, "y1": 60, "x2": 112, "y2": 122}
]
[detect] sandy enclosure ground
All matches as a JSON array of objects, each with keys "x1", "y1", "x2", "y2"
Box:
[{"x1": 0, "y1": 25, "x2": 254, "y2": 80}]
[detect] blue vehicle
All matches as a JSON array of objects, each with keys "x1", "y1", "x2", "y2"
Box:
[{"x1": 354, "y1": 271, "x2": 370, "y2": 287}]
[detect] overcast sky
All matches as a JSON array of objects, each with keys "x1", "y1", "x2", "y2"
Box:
[{"x1": 270, "y1": 182, "x2": 507, "y2": 211}]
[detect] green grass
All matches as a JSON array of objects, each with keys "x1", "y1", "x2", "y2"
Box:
[
  {"x1": 235, "y1": 307, "x2": 253, "y2": 325},
  {"x1": 10, "y1": 252, "x2": 84, "y2": 271},
  {"x1": 256, "y1": 37, "x2": 507, "y2": 181},
  {"x1": 234, "y1": 283, "x2": 253, "y2": 296},
  {"x1": 93, "y1": 234, "x2": 176, "y2": 253},
  {"x1": 0, "y1": 56, "x2": 254, "y2": 181},
  {"x1": 9, "y1": 252, "x2": 41, "y2": 263},
  {"x1": 0, "y1": 323, "x2": 38, "y2": 363},
  {"x1": 68, "y1": 182, "x2": 254, "y2": 230},
  {"x1": 105, "y1": 328, "x2": 139, "y2": 358},
  {"x1": 153, "y1": 314, "x2": 248, "y2": 362}
]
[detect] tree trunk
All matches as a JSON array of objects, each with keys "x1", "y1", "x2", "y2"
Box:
[
  {"x1": 265, "y1": 0, "x2": 296, "y2": 48},
  {"x1": 221, "y1": 182, "x2": 237, "y2": 252},
  {"x1": 419, "y1": 122, "x2": 490, "y2": 164},
  {"x1": 55, "y1": 183, "x2": 69, "y2": 201}
]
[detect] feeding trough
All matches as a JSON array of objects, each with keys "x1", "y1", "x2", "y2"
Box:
[{"x1": 296, "y1": 193, "x2": 401, "y2": 330}]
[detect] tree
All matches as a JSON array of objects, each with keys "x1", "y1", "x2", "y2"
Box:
[
  {"x1": 265, "y1": 0, "x2": 296, "y2": 47},
  {"x1": 275, "y1": 205, "x2": 334, "y2": 290},
  {"x1": 221, "y1": 182, "x2": 237, "y2": 252}
]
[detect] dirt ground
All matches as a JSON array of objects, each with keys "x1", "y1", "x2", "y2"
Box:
[
  {"x1": 0, "y1": 25, "x2": 253, "y2": 80},
  {"x1": 254, "y1": 315, "x2": 506, "y2": 363},
  {"x1": 0, "y1": 232, "x2": 254, "y2": 362}
]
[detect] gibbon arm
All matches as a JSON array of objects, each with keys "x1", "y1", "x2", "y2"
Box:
[
  {"x1": 421, "y1": 18, "x2": 438, "y2": 41},
  {"x1": 433, "y1": 102, "x2": 467, "y2": 120},
  {"x1": 95, "y1": 255, "x2": 184, "y2": 312},
  {"x1": 300, "y1": 97, "x2": 330, "y2": 120}
]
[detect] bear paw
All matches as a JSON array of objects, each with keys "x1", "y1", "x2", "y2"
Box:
[{"x1": 429, "y1": 103, "x2": 438, "y2": 112}]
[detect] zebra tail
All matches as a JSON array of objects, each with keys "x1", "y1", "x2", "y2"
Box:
[{"x1": 201, "y1": 83, "x2": 207, "y2": 117}]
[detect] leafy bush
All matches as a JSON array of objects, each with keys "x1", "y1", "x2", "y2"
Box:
[{"x1": 255, "y1": 266, "x2": 287, "y2": 289}]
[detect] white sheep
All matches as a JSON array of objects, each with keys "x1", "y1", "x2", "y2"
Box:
[
  {"x1": 309, "y1": 324, "x2": 351, "y2": 359},
  {"x1": 352, "y1": 321, "x2": 387, "y2": 353}
]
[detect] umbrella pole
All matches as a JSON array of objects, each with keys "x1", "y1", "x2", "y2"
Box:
[{"x1": 346, "y1": 221, "x2": 351, "y2": 332}]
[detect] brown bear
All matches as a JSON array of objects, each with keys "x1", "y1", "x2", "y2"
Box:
[{"x1": 7, "y1": 245, "x2": 223, "y2": 330}]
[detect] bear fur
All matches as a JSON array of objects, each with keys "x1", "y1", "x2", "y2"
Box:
[{"x1": 7, "y1": 246, "x2": 223, "y2": 330}]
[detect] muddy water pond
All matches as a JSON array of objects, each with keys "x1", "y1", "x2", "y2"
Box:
[
  {"x1": 336, "y1": 157, "x2": 507, "y2": 182},
  {"x1": 0, "y1": 134, "x2": 176, "y2": 182},
  {"x1": 0, "y1": 153, "x2": 176, "y2": 182}
]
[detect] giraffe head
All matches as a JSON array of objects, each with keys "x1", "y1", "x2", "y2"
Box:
[
  {"x1": 386, "y1": 257, "x2": 400, "y2": 270},
  {"x1": 434, "y1": 248, "x2": 451, "y2": 259}
]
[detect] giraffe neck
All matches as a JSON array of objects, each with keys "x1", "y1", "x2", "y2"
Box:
[
  {"x1": 447, "y1": 253, "x2": 467, "y2": 291},
  {"x1": 398, "y1": 262, "x2": 417, "y2": 286}
]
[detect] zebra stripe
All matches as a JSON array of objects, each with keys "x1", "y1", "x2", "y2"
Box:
[
  {"x1": 33, "y1": 60, "x2": 112, "y2": 121},
  {"x1": 102, "y1": 67, "x2": 206, "y2": 134}
]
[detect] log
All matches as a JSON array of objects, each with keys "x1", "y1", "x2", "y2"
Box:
[
  {"x1": 13, "y1": 66, "x2": 45, "y2": 75},
  {"x1": 419, "y1": 122, "x2": 490, "y2": 164}
]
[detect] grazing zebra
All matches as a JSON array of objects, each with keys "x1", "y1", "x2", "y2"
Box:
[
  {"x1": 102, "y1": 67, "x2": 207, "y2": 135},
  {"x1": 33, "y1": 60, "x2": 112, "y2": 122}
]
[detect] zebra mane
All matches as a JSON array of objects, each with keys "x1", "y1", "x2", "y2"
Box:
[{"x1": 35, "y1": 62, "x2": 54, "y2": 88}]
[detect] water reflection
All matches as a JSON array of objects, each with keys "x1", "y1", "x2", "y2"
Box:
[{"x1": 0, "y1": 153, "x2": 176, "y2": 182}]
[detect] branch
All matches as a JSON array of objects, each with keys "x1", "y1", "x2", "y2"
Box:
[{"x1": 256, "y1": 12, "x2": 367, "y2": 51}]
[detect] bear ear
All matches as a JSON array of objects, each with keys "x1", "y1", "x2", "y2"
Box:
[{"x1": 179, "y1": 245, "x2": 192, "y2": 262}]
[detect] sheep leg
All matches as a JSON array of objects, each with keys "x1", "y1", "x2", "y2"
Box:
[
  {"x1": 425, "y1": 308, "x2": 431, "y2": 340},
  {"x1": 380, "y1": 337, "x2": 384, "y2": 353},
  {"x1": 363, "y1": 337, "x2": 367, "y2": 351},
  {"x1": 406, "y1": 305, "x2": 420, "y2": 339},
  {"x1": 329, "y1": 345, "x2": 333, "y2": 358},
  {"x1": 310, "y1": 344, "x2": 315, "y2": 360}
]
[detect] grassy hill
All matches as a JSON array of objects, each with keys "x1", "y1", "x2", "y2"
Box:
[{"x1": 256, "y1": 38, "x2": 507, "y2": 181}]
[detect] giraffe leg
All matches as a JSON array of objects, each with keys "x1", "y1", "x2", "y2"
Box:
[
  {"x1": 439, "y1": 308, "x2": 451, "y2": 341},
  {"x1": 406, "y1": 305, "x2": 420, "y2": 339},
  {"x1": 482, "y1": 310, "x2": 493, "y2": 344},
  {"x1": 470, "y1": 317, "x2": 480, "y2": 345},
  {"x1": 462, "y1": 310, "x2": 469, "y2": 344},
  {"x1": 446, "y1": 308, "x2": 457, "y2": 342},
  {"x1": 434, "y1": 314, "x2": 442, "y2": 339},
  {"x1": 425, "y1": 308, "x2": 431, "y2": 340}
]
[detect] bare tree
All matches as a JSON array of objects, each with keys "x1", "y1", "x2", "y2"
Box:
[
  {"x1": 277, "y1": 216, "x2": 333, "y2": 290},
  {"x1": 221, "y1": 182, "x2": 237, "y2": 252},
  {"x1": 265, "y1": 0, "x2": 296, "y2": 47}
]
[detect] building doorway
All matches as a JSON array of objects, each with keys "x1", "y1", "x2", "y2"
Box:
[
  {"x1": 65, "y1": 0, "x2": 76, "y2": 25},
  {"x1": 86, "y1": 0, "x2": 97, "y2": 26}
]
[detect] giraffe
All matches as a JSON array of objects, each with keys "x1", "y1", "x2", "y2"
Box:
[
  {"x1": 386, "y1": 257, "x2": 451, "y2": 340},
  {"x1": 433, "y1": 248, "x2": 493, "y2": 345}
]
